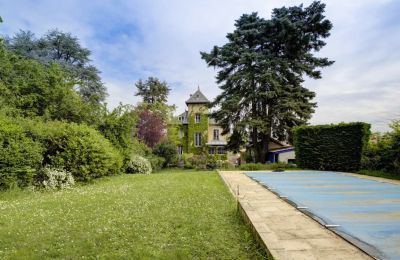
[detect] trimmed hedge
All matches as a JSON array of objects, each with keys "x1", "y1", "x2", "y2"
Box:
[
  {"x1": 239, "y1": 162, "x2": 297, "y2": 171},
  {"x1": 0, "y1": 115, "x2": 43, "y2": 190},
  {"x1": 293, "y1": 122, "x2": 370, "y2": 172}
]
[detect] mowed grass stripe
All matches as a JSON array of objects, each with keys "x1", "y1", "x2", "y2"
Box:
[{"x1": 0, "y1": 170, "x2": 265, "y2": 259}]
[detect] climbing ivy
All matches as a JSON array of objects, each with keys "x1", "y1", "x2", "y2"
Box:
[{"x1": 187, "y1": 112, "x2": 208, "y2": 154}]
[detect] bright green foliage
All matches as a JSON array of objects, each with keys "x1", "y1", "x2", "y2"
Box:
[
  {"x1": 239, "y1": 162, "x2": 297, "y2": 171},
  {"x1": 22, "y1": 120, "x2": 123, "y2": 181},
  {"x1": 6, "y1": 29, "x2": 107, "y2": 103},
  {"x1": 0, "y1": 115, "x2": 43, "y2": 190},
  {"x1": 187, "y1": 112, "x2": 208, "y2": 154},
  {"x1": 126, "y1": 155, "x2": 152, "y2": 174},
  {"x1": 166, "y1": 117, "x2": 181, "y2": 146},
  {"x1": 362, "y1": 120, "x2": 400, "y2": 175},
  {"x1": 293, "y1": 122, "x2": 371, "y2": 172},
  {"x1": 153, "y1": 141, "x2": 178, "y2": 167},
  {"x1": 0, "y1": 171, "x2": 265, "y2": 259},
  {"x1": 201, "y1": 1, "x2": 333, "y2": 162},
  {"x1": 97, "y1": 104, "x2": 137, "y2": 166},
  {"x1": 0, "y1": 42, "x2": 95, "y2": 123}
]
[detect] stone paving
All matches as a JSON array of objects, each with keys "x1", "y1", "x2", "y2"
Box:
[{"x1": 219, "y1": 171, "x2": 372, "y2": 260}]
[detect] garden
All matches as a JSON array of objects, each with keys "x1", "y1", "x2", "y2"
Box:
[{"x1": 0, "y1": 170, "x2": 265, "y2": 259}]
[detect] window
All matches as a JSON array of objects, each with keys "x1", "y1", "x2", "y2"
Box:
[
  {"x1": 179, "y1": 129, "x2": 184, "y2": 138},
  {"x1": 195, "y1": 113, "x2": 201, "y2": 123},
  {"x1": 194, "y1": 133, "x2": 201, "y2": 146},
  {"x1": 209, "y1": 147, "x2": 215, "y2": 154},
  {"x1": 217, "y1": 147, "x2": 225, "y2": 154},
  {"x1": 213, "y1": 129, "x2": 220, "y2": 140}
]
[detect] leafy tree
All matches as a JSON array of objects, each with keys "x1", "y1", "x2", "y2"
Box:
[
  {"x1": 0, "y1": 43, "x2": 93, "y2": 122},
  {"x1": 135, "y1": 77, "x2": 170, "y2": 104},
  {"x1": 201, "y1": 1, "x2": 333, "y2": 162},
  {"x1": 6, "y1": 29, "x2": 107, "y2": 103},
  {"x1": 97, "y1": 104, "x2": 137, "y2": 165},
  {"x1": 137, "y1": 109, "x2": 165, "y2": 148}
]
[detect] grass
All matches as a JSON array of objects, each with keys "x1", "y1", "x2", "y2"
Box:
[
  {"x1": 358, "y1": 169, "x2": 400, "y2": 181},
  {"x1": 0, "y1": 169, "x2": 266, "y2": 259}
]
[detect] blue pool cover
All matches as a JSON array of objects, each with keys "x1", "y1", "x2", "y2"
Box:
[{"x1": 246, "y1": 171, "x2": 400, "y2": 260}]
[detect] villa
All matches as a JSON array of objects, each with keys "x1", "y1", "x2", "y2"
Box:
[
  {"x1": 176, "y1": 87, "x2": 295, "y2": 163},
  {"x1": 176, "y1": 87, "x2": 228, "y2": 157}
]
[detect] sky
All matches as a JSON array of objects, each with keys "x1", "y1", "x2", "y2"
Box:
[{"x1": 0, "y1": 0, "x2": 399, "y2": 132}]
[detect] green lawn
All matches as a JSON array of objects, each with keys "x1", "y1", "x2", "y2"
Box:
[{"x1": 0, "y1": 170, "x2": 265, "y2": 259}]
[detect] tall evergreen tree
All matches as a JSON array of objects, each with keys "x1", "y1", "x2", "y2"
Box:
[
  {"x1": 201, "y1": 1, "x2": 333, "y2": 162},
  {"x1": 135, "y1": 77, "x2": 170, "y2": 104}
]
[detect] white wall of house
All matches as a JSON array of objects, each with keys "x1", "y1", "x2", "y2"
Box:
[{"x1": 278, "y1": 151, "x2": 295, "y2": 163}]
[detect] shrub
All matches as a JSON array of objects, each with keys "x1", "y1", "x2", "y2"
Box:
[
  {"x1": 362, "y1": 121, "x2": 400, "y2": 175},
  {"x1": 188, "y1": 154, "x2": 208, "y2": 170},
  {"x1": 293, "y1": 122, "x2": 370, "y2": 172},
  {"x1": 153, "y1": 141, "x2": 178, "y2": 167},
  {"x1": 146, "y1": 154, "x2": 165, "y2": 172},
  {"x1": 126, "y1": 155, "x2": 152, "y2": 174},
  {"x1": 239, "y1": 162, "x2": 297, "y2": 171},
  {"x1": 216, "y1": 160, "x2": 234, "y2": 170},
  {"x1": 22, "y1": 120, "x2": 123, "y2": 182},
  {"x1": 0, "y1": 115, "x2": 43, "y2": 190},
  {"x1": 180, "y1": 153, "x2": 194, "y2": 169},
  {"x1": 35, "y1": 167, "x2": 75, "y2": 190}
]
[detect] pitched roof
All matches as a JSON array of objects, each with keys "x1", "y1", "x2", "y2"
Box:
[{"x1": 185, "y1": 87, "x2": 210, "y2": 104}]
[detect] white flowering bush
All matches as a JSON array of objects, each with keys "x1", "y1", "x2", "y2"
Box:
[
  {"x1": 36, "y1": 167, "x2": 75, "y2": 190},
  {"x1": 126, "y1": 155, "x2": 152, "y2": 174}
]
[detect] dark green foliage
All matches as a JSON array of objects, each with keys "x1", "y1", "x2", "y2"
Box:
[
  {"x1": 0, "y1": 115, "x2": 43, "y2": 190},
  {"x1": 153, "y1": 141, "x2": 178, "y2": 167},
  {"x1": 362, "y1": 121, "x2": 400, "y2": 175},
  {"x1": 135, "y1": 77, "x2": 171, "y2": 104},
  {"x1": 293, "y1": 122, "x2": 370, "y2": 172},
  {"x1": 201, "y1": 1, "x2": 333, "y2": 162},
  {"x1": 22, "y1": 120, "x2": 123, "y2": 182},
  {"x1": 239, "y1": 162, "x2": 297, "y2": 171}
]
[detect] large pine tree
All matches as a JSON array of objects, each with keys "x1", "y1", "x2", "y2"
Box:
[{"x1": 201, "y1": 1, "x2": 334, "y2": 163}]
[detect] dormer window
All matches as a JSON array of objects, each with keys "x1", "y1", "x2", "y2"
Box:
[{"x1": 195, "y1": 113, "x2": 201, "y2": 123}]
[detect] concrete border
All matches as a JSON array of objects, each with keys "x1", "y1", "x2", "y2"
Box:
[{"x1": 219, "y1": 171, "x2": 373, "y2": 260}]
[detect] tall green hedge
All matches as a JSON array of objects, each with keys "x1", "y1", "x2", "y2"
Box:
[{"x1": 293, "y1": 122, "x2": 370, "y2": 172}]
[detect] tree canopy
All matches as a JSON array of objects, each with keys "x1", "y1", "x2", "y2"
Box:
[
  {"x1": 201, "y1": 1, "x2": 333, "y2": 162},
  {"x1": 135, "y1": 77, "x2": 171, "y2": 104},
  {"x1": 6, "y1": 29, "x2": 107, "y2": 103}
]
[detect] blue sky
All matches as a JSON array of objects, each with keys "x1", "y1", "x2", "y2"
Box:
[{"x1": 1, "y1": 0, "x2": 399, "y2": 131}]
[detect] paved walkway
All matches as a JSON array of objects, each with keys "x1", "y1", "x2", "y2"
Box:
[{"x1": 219, "y1": 171, "x2": 372, "y2": 260}]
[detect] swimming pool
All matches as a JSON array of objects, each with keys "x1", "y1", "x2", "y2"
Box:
[{"x1": 246, "y1": 171, "x2": 400, "y2": 260}]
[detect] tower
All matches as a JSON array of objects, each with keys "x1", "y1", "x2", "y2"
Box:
[{"x1": 185, "y1": 87, "x2": 210, "y2": 153}]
